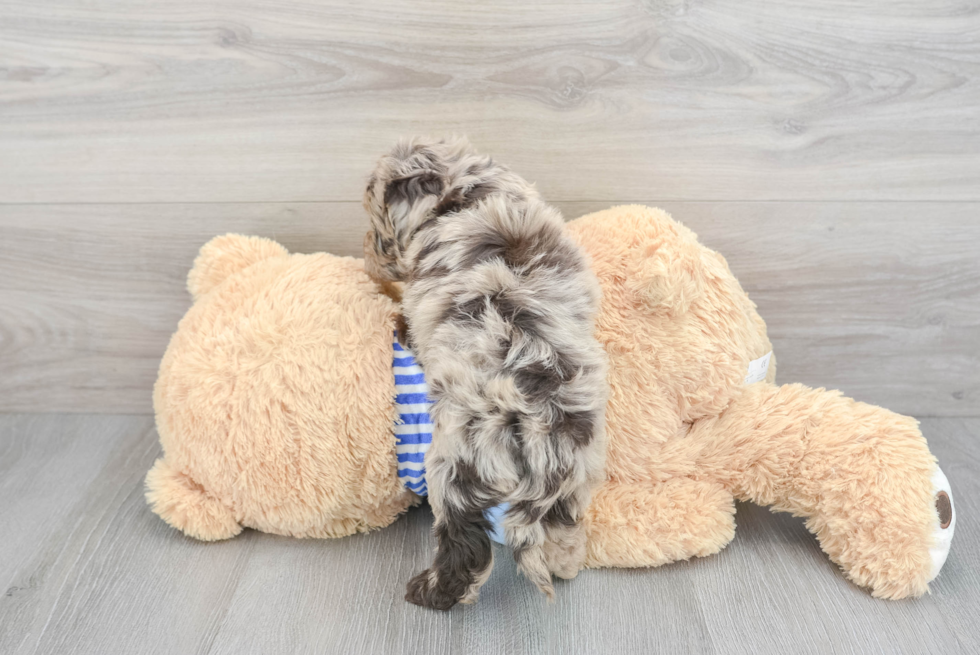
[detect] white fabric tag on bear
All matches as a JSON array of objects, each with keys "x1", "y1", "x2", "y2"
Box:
[{"x1": 744, "y1": 351, "x2": 772, "y2": 384}]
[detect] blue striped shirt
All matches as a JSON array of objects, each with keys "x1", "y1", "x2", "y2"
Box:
[{"x1": 393, "y1": 333, "x2": 432, "y2": 496}]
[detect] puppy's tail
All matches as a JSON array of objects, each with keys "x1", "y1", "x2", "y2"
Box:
[{"x1": 145, "y1": 458, "x2": 242, "y2": 541}]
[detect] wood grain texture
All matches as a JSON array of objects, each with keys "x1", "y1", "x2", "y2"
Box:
[
  {"x1": 0, "y1": 414, "x2": 976, "y2": 654},
  {"x1": 2, "y1": 201, "x2": 977, "y2": 416},
  {"x1": 0, "y1": 415, "x2": 260, "y2": 655},
  {"x1": 1, "y1": 0, "x2": 979, "y2": 203}
]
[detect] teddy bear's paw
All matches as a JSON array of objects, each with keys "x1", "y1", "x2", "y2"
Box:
[
  {"x1": 405, "y1": 568, "x2": 463, "y2": 611},
  {"x1": 144, "y1": 458, "x2": 241, "y2": 541},
  {"x1": 928, "y1": 466, "x2": 956, "y2": 582}
]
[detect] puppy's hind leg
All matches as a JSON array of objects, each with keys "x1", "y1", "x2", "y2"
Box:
[
  {"x1": 504, "y1": 501, "x2": 557, "y2": 601},
  {"x1": 542, "y1": 490, "x2": 590, "y2": 580},
  {"x1": 405, "y1": 458, "x2": 496, "y2": 610}
]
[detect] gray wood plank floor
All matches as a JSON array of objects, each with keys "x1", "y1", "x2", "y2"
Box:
[{"x1": 1, "y1": 413, "x2": 976, "y2": 655}]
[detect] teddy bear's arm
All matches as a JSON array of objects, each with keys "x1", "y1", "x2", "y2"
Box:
[{"x1": 582, "y1": 477, "x2": 736, "y2": 569}]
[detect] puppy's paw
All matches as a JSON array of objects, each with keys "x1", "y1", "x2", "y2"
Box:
[
  {"x1": 539, "y1": 580, "x2": 556, "y2": 603},
  {"x1": 405, "y1": 568, "x2": 460, "y2": 611},
  {"x1": 543, "y1": 539, "x2": 584, "y2": 580},
  {"x1": 543, "y1": 526, "x2": 587, "y2": 580}
]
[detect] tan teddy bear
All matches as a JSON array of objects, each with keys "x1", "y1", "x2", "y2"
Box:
[{"x1": 146, "y1": 205, "x2": 955, "y2": 600}]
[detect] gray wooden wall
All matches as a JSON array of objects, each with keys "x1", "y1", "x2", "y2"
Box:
[{"x1": 1, "y1": 0, "x2": 978, "y2": 416}]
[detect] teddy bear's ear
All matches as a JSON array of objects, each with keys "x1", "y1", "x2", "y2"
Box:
[
  {"x1": 187, "y1": 234, "x2": 289, "y2": 301},
  {"x1": 627, "y1": 236, "x2": 708, "y2": 316}
]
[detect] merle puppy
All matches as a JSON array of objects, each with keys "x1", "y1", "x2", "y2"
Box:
[{"x1": 363, "y1": 137, "x2": 607, "y2": 610}]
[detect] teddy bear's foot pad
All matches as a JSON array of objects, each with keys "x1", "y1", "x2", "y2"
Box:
[{"x1": 929, "y1": 466, "x2": 956, "y2": 582}]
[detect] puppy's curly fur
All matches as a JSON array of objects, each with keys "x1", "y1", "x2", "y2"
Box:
[{"x1": 363, "y1": 137, "x2": 607, "y2": 610}]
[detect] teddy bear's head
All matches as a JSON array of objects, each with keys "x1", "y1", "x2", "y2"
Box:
[{"x1": 148, "y1": 234, "x2": 414, "y2": 540}]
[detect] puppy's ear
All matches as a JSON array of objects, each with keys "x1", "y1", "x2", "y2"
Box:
[
  {"x1": 383, "y1": 170, "x2": 444, "y2": 208},
  {"x1": 384, "y1": 170, "x2": 446, "y2": 248}
]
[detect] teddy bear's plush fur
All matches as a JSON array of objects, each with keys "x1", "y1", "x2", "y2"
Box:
[{"x1": 146, "y1": 205, "x2": 954, "y2": 600}]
